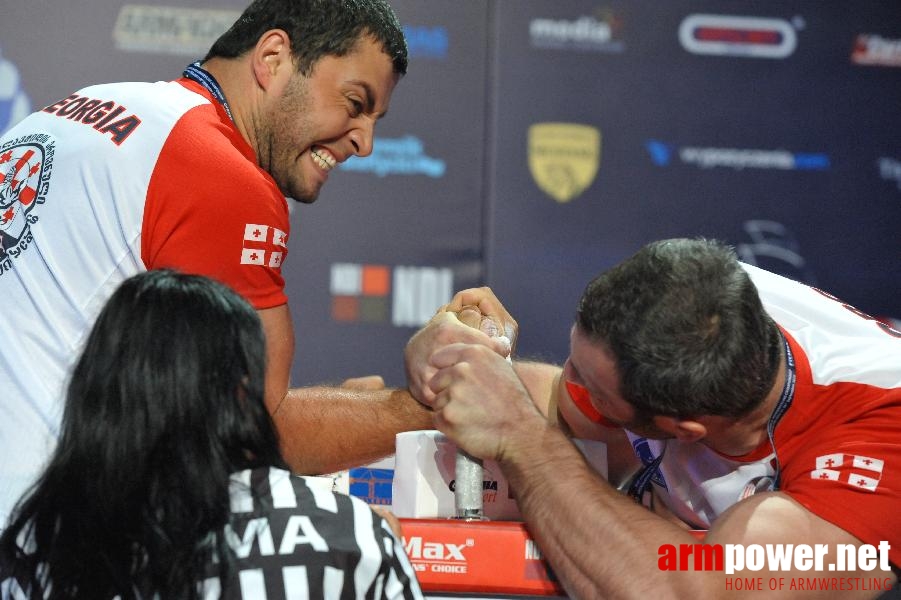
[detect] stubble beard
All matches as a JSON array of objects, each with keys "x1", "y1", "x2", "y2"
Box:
[{"x1": 268, "y1": 75, "x2": 318, "y2": 204}]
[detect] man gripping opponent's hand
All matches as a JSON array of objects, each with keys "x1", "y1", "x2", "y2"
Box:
[{"x1": 404, "y1": 287, "x2": 517, "y2": 407}]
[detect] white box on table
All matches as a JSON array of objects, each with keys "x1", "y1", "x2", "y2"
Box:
[{"x1": 391, "y1": 429, "x2": 607, "y2": 520}]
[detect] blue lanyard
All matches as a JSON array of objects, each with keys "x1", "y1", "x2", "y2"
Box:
[
  {"x1": 628, "y1": 330, "x2": 796, "y2": 502},
  {"x1": 766, "y1": 330, "x2": 796, "y2": 488},
  {"x1": 183, "y1": 61, "x2": 234, "y2": 122},
  {"x1": 628, "y1": 452, "x2": 665, "y2": 502}
]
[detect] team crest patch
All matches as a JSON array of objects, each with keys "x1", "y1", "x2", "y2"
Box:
[
  {"x1": 810, "y1": 453, "x2": 884, "y2": 492},
  {"x1": 0, "y1": 135, "x2": 54, "y2": 268}
]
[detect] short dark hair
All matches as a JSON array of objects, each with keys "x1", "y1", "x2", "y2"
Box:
[
  {"x1": 576, "y1": 238, "x2": 781, "y2": 419},
  {"x1": 0, "y1": 269, "x2": 285, "y2": 598},
  {"x1": 206, "y1": 0, "x2": 408, "y2": 76}
]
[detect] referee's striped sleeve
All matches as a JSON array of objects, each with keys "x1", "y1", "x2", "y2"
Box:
[
  {"x1": 351, "y1": 498, "x2": 382, "y2": 596},
  {"x1": 378, "y1": 517, "x2": 423, "y2": 599},
  {"x1": 349, "y1": 498, "x2": 423, "y2": 600}
]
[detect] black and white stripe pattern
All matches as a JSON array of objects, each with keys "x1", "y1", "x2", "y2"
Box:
[
  {"x1": 212, "y1": 467, "x2": 423, "y2": 600},
  {"x1": 1, "y1": 467, "x2": 423, "y2": 599}
]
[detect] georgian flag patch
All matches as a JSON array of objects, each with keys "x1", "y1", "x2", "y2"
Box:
[
  {"x1": 240, "y1": 223, "x2": 287, "y2": 268},
  {"x1": 810, "y1": 453, "x2": 884, "y2": 492}
]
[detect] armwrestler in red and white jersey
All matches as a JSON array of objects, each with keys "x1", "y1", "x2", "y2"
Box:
[
  {"x1": 405, "y1": 238, "x2": 900, "y2": 599},
  {"x1": 0, "y1": 0, "x2": 433, "y2": 526}
]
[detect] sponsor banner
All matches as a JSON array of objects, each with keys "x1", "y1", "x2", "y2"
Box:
[
  {"x1": 851, "y1": 34, "x2": 901, "y2": 67},
  {"x1": 679, "y1": 14, "x2": 798, "y2": 59},
  {"x1": 399, "y1": 518, "x2": 564, "y2": 596},
  {"x1": 340, "y1": 135, "x2": 446, "y2": 178},
  {"x1": 329, "y1": 262, "x2": 453, "y2": 327},
  {"x1": 529, "y1": 11, "x2": 625, "y2": 53},
  {"x1": 112, "y1": 5, "x2": 241, "y2": 57},
  {"x1": 646, "y1": 140, "x2": 829, "y2": 171}
]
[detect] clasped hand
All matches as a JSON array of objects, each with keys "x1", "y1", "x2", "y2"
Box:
[
  {"x1": 404, "y1": 287, "x2": 542, "y2": 462},
  {"x1": 404, "y1": 286, "x2": 516, "y2": 405}
]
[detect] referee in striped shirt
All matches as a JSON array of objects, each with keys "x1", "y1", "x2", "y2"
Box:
[{"x1": 0, "y1": 270, "x2": 422, "y2": 599}]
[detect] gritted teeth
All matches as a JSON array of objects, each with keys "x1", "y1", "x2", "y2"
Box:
[{"x1": 311, "y1": 147, "x2": 337, "y2": 171}]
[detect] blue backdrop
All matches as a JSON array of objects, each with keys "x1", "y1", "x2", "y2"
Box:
[{"x1": 2, "y1": 1, "x2": 898, "y2": 386}]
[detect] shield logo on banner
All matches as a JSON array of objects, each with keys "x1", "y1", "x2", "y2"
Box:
[{"x1": 528, "y1": 123, "x2": 601, "y2": 203}]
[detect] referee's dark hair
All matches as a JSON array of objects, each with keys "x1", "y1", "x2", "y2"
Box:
[
  {"x1": 0, "y1": 269, "x2": 286, "y2": 599},
  {"x1": 576, "y1": 237, "x2": 782, "y2": 421},
  {"x1": 206, "y1": 0, "x2": 408, "y2": 76}
]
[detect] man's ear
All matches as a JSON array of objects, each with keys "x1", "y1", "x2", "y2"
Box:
[
  {"x1": 251, "y1": 29, "x2": 292, "y2": 90},
  {"x1": 652, "y1": 415, "x2": 707, "y2": 443}
]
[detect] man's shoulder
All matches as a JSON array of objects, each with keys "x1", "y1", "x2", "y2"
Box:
[
  {"x1": 19, "y1": 79, "x2": 213, "y2": 154},
  {"x1": 41, "y1": 80, "x2": 208, "y2": 117},
  {"x1": 152, "y1": 93, "x2": 261, "y2": 183}
]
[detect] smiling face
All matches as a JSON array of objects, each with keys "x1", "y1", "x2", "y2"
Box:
[
  {"x1": 564, "y1": 324, "x2": 672, "y2": 439},
  {"x1": 260, "y1": 35, "x2": 399, "y2": 203}
]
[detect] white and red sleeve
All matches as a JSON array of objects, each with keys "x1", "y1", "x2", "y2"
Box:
[{"x1": 141, "y1": 90, "x2": 290, "y2": 310}]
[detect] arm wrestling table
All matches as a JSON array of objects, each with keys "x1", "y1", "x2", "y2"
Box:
[{"x1": 329, "y1": 430, "x2": 609, "y2": 598}]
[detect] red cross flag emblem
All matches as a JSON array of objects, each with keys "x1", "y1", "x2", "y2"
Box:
[
  {"x1": 240, "y1": 223, "x2": 287, "y2": 269},
  {"x1": 810, "y1": 453, "x2": 884, "y2": 492}
]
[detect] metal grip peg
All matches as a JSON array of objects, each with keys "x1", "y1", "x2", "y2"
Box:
[{"x1": 453, "y1": 336, "x2": 512, "y2": 520}]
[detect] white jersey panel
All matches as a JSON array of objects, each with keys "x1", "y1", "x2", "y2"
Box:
[
  {"x1": 625, "y1": 434, "x2": 776, "y2": 529},
  {"x1": 745, "y1": 262, "x2": 901, "y2": 389},
  {"x1": 0, "y1": 81, "x2": 209, "y2": 525}
]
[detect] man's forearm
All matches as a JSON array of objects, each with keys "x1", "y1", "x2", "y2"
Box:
[
  {"x1": 500, "y1": 421, "x2": 711, "y2": 599},
  {"x1": 273, "y1": 386, "x2": 433, "y2": 474}
]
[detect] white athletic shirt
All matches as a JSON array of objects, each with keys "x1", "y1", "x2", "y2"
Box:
[
  {"x1": 0, "y1": 79, "x2": 290, "y2": 524},
  {"x1": 567, "y1": 263, "x2": 901, "y2": 567}
]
